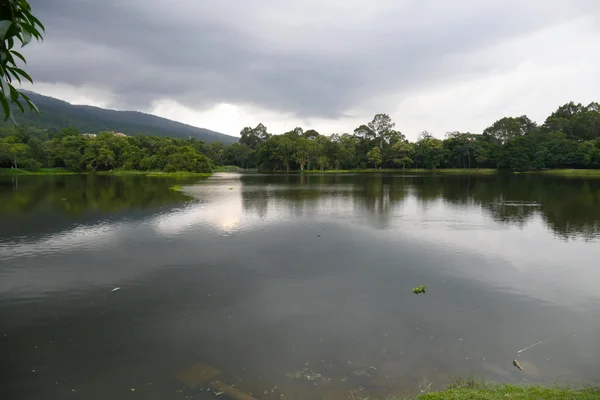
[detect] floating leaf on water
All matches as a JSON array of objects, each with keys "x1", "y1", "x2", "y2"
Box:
[{"x1": 412, "y1": 285, "x2": 426, "y2": 294}]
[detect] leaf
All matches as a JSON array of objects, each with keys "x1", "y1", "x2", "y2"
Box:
[
  {"x1": 20, "y1": 30, "x2": 32, "y2": 47},
  {"x1": 11, "y1": 50, "x2": 26, "y2": 64},
  {"x1": 14, "y1": 68, "x2": 32, "y2": 84},
  {"x1": 13, "y1": 98, "x2": 24, "y2": 113},
  {"x1": 24, "y1": 97, "x2": 38, "y2": 114},
  {"x1": 0, "y1": 21, "x2": 12, "y2": 40},
  {"x1": 0, "y1": 78, "x2": 10, "y2": 99},
  {"x1": 30, "y1": 15, "x2": 45, "y2": 31},
  {"x1": 1, "y1": 97, "x2": 10, "y2": 121},
  {"x1": 8, "y1": 68, "x2": 22, "y2": 84}
]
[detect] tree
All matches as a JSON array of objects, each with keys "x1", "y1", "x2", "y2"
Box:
[
  {"x1": 0, "y1": 0, "x2": 44, "y2": 121},
  {"x1": 368, "y1": 113, "x2": 396, "y2": 149},
  {"x1": 239, "y1": 123, "x2": 271, "y2": 149},
  {"x1": 367, "y1": 147, "x2": 382, "y2": 168},
  {"x1": 483, "y1": 116, "x2": 537, "y2": 144},
  {"x1": 391, "y1": 140, "x2": 414, "y2": 169},
  {"x1": 293, "y1": 137, "x2": 311, "y2": 171},
  {"x1": 415, "y1": 132, "x2": 445, "y2": 169}
]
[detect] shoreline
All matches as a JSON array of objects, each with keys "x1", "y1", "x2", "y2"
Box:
[
  {"x1": 415, "y1": 382, "x2": 600, "y2": 399},
  {"x1": 0, "y1": 168, "x2": 212, "y2": 177},
  {"x1": 4, "y1": 167, "x2": 600, "y2": 178}
]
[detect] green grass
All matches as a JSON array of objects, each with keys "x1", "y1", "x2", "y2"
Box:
[
  {"x1": 145, "y1": 171, "x2": 212, "y2": 178},
  {"x1": 417, "y1": 383, "x2": 600, "y2": 400},
  {"x1": 95, "y1": 170, "x2": 212, "y2": 177},
  {"x1": 298, "y1": 168, "x2": 497, "y2": 175},
  {"x1": 169, "y1": 185, "x2": 182, "y2": 191},
  {"x1": 524, "y1": 169, "x2": 600, "y2": 177},
  {"x1": 213, "y1": 165, "x2": 243, "y2": 172},
  {"x1": 0, "y1": 167, "x2": 76, "y2": 175}
]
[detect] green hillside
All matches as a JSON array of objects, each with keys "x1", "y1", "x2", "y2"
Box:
[{"x1": 5, "y1": 91, "x2": 238, "y2": 144}]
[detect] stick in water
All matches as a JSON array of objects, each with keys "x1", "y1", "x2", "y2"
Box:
[{"x1": 516, "y1": 340, "x2": 544, "y2": 354}]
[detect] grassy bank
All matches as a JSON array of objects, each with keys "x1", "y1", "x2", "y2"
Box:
[
  {"x1": 299, "y1": 168, "x2": 498, "y2": 175},
  {"x1": 415, "y1": 381, "x2": 600, "y2": 400},
  {"x1": 524, "y1": 169, "x2": 600, "y2": 177},
  {"x1": 140, "y1": 171, "x2": 210, "y2": 178},
  {"x1": 213, "y1": 165, "x2": 243, "y2": 172},
  {"x1": 95, "y1": 170, "x2": 211, "y2": 177},
  {"x1": 0, "y1": 167, "x2": 77, "y2": 175},
  {"x1": 0, "y1": 168, "x2": 212, "y2": 177}
]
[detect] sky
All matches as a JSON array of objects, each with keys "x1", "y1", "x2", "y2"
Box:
[{"x1": 22, "y1": 0, "x2": 600, "y2": 140}]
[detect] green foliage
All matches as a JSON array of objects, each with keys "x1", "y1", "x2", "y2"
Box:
[
  {"x1": 367, "y1": 147, "x2": 382, "y2": 168},
  {"x1": 5, "y1": 100, "x2": 600, "y2": 175},
  {"x1": 0, "y1": 0, "x2": 44, "y2": 121},
  {"x1": 218, "y1": 102, "x2": 600, "y2": 172},
  {"x1": 0, "y1": 127, "x2": 214, "y2": 173},
  {"x1": 412, "y1": 285, "x2": 426, "y2": 294}
]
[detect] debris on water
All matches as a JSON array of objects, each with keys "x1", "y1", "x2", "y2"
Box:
[
  {"x1": 513, "y1": 360, "x2": 523, "y2": 371},
  {"x1": 412, "y1": 285, "x2": 426, "y2": 294},
  {"x1": 285, "y1": 367, "x2": 323, "y2": 381},
  {"x1": 517, "y1": 340, "x2": 544, "y2": 354},
  {"x1": 111, "y1": 287, "x2": 120, "y2": 292},
  {"x1": 130, "y1": 388, "x2": 136, "y2": 392}
]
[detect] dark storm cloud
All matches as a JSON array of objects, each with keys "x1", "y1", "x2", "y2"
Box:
[{"x1": 27, "y1": 0, "x2": 599, "y2": 118}]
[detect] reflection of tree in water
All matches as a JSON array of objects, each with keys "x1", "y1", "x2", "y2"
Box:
[
  {"x1": 239, "y1": 173, "x2": 600, "y2": 240},
  {"x1": 0, "y1": 175, "x2": 192, "y2": 216}
]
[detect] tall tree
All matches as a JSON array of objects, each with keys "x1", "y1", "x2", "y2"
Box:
[{"x1": 368, "y1": 113, "x2": 396, "y2": 149}]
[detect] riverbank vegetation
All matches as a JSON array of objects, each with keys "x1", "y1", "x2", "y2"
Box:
[
  {"x1": 2, "y1": 101, "x2": 600, "y2": 175},
  {"x1": 0, "y1": 128, "x2": 214, "y2": 173},
  {"x1": 218, "y1": 102, "x2": 600, "y2": 172},
  {"x1": 413, "y1": 378, "x2": 600, "y2": 400}
]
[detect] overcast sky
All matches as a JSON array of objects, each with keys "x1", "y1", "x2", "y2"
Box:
[{"x1": 24, "y1": 0, "x2": 600, "y2": 140}]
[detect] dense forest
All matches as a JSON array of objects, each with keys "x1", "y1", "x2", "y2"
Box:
[{"x1": 1, "y1": 101, "x2": 600, "y2": 173}]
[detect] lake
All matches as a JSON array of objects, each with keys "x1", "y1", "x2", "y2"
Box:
[{"x1": 1, "y1": 172, "x2": 600, "y2": 400}]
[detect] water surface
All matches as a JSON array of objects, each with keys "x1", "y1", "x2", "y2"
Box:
[{"x1": 1, "y1": 173, "x2": 600, "y2": 400}]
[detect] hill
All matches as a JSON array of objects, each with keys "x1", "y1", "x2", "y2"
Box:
[{"x1": 5, "y1": 91, "x2": 238, "y2": 144}]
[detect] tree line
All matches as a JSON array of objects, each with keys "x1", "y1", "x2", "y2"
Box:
[
  {"x1": 0, "y1": 128, "x2": 214, "y2": 172},
  {"x1": 1, "y1": 101, "x2": 600, "y2": 173},
  {"x1": 219, "y1": 101, "x2": 600, "y2": 171}
]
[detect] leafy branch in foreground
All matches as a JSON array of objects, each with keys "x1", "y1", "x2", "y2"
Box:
[{"x1": 0, "y1": 0, "x2": 44, "y2": 122}]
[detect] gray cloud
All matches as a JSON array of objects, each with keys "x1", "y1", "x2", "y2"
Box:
[{"x1": 26, "y1": 0, "x2": 600, "y2": 119}]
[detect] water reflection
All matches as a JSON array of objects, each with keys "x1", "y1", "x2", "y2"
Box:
[
  {"x1": 2, "y1": 173, "x2": 600, "y2": 400},
  {"x1": 231, "y1": 173, "x2": 600, "y2": 240}
]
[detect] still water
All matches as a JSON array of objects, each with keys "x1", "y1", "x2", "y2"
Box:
[{"x1": 1, "y1": 173, "x2": 600, "y2": 400}]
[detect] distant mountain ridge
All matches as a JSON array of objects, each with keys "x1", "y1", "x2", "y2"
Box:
[{"x1": 7, "y1": 91, "x2": 238, "y2": 144}]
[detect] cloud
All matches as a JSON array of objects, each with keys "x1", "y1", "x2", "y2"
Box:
[{"x1": 24, "y1": 0, "x2": 600, "y2": 138}]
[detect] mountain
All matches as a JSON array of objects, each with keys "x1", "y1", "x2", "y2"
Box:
[{"x1": 6, "y1": 91, "x2": 238, "y2": 144}]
